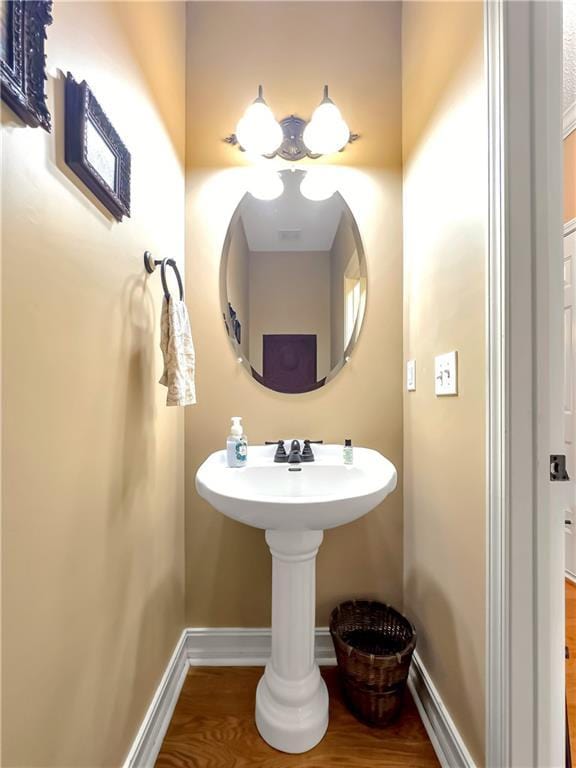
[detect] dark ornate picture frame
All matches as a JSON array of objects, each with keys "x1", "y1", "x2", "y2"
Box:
[
  {"x1": 0, "y1": 0, "x2": 53, "y2": 131},
  {"x1": 64, "y1": 73, "x2": 131, "y2": 221}
]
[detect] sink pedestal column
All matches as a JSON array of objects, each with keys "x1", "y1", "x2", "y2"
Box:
[{"x1": 256, "y1": 529, "x2": 329, "y2": 753}]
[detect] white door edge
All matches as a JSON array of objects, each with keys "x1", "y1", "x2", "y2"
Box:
[{"x1": 485, "y1": 1, "x2": 564, "y2": 766}]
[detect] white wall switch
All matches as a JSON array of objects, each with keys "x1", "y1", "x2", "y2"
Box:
[
  {"x1": 407, "y1": 359, "x2": 416, "y2": 391},
  {"x1": 435, "y1": 351, "x2": 458, "y2": 396}
]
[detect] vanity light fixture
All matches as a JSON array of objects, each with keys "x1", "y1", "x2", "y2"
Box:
[
  {"x1": 235, "y1": 85, "x2": 283, "y2": 157},
  {"x1": 226, "y1": 85, "x2": 358, "y2": 161}
]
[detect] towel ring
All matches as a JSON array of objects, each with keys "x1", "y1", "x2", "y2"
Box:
[
  {"x1": 161, "y1": 258, "x2": 184, "y2": 302},
  {"x1": 144, "y1": 251, "x2": 184, "y2": 302}
]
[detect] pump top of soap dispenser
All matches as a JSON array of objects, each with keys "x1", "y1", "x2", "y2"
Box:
[{"x1": 230, "y1": 417, "x2": 243, "y2": 437}]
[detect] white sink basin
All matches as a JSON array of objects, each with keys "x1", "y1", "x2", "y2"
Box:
[
  {"x1": 195, "y1": 444, "x2": 397, "y2": 530},
  {"x1": 195, "y1": 443, "x2": 397, "y2": 755}
]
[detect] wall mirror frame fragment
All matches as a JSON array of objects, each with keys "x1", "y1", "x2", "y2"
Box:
[
  {"x1": 64, "y1": 73, "x2": 131, "y2": 221},
  {"x1": 0, "y1": 0, "x2": 52, "y2": 131},
  {"x1": 221, "y1": 169, "x2": 367, "y2": 395}
]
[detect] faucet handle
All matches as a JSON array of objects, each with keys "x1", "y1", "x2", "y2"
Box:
[
  {"x1": 301, "y1": 439, "x2": 323, "y2": 462},
  {"x1": 301, "y1": 441, "x2": 314, "y2": 462},
  {"x1": 266, "y1": 440, "x2": 288, "y2": 463}
]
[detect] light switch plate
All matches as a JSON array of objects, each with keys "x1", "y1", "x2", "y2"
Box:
[
  {"x1": 407, "y1": 360, "x2": 416, "y2": 391},
  {"x1": 435, "y1": 351, "x2": 458, "y2": 396}
]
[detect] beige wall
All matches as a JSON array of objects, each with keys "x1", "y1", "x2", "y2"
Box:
[
  {"x1": 185, "y1": 1, "x2": 403, "y2": 627},
  {"x1": 1, "y1": 2, "x2": 186, "y2": 766},
  {"x1": 248, "y1": 250, "x2": 331, "y2": 379},
  {"x1": 566, "y1": 130, "x2": 576, "y2": 223},
  {"x1": 402, "y1": 2, "x2": 486, "y2": 765}
]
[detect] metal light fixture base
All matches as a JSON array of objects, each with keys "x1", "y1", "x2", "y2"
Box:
[{"x1": 225, "y1": 114, "x2": 359, "y2": 161}]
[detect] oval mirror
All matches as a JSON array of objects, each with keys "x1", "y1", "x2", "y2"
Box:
[{"x1": 221, "y1": 169, "x2": 367, "y2": 394}]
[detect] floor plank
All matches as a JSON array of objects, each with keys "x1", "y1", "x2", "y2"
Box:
[
  {"x1": 567, "y1": 578, "x2": 576, "y2": 760},
  {"x1": 156, "y1": 666, "x2": 439, "y2": 767}
]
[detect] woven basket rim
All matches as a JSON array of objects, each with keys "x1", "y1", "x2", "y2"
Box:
[{"x1": 329, "y1": 599, "x2": 416, "y2": 663}]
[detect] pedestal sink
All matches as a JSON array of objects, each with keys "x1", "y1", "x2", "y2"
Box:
[{"x1": 195, "y1": 443, "x2": 397, "y2": 754}]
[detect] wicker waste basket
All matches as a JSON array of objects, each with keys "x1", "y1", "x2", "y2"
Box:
[{"x1": 329, "y1": 600, "x2": 416, "y2": 727}]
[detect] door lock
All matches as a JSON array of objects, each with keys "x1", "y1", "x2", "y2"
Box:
[{"x1": 550, "y1": 455, "x2": 570, "y2": 481}]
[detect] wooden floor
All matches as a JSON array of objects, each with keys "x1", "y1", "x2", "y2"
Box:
[
  {"x1": 156, "y1": 666, "x2": 439, "y2": 767},
  {"x1": 567, "y1": 579, "x2": 576, "y2": 760}
]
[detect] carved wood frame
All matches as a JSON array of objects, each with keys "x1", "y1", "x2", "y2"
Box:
[
  {"x1": 64, "y1": 73, "x2": 131, "y2": 221},
  {"x1": 0, "y1": 0, "x2": 52, "y2": 131}
]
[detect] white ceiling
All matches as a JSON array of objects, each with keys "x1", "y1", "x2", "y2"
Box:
[
  {"x1": 239, "y1": 171, "x2": 345, "y2": 253},
  {"x1": 565, "y1": 1, "x2": 576, "y2": 113}
]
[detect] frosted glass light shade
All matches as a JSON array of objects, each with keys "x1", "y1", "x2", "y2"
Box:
[
  {"x1": 303, "y1": 118, "x2": 349, "y2": 155},
  {"x1": 303, "y1": 87, "x2": 350, "y2": 156},
  {"x1": 248, "y1": 169, "x2": 284, "y2": 201},
  {"x1": 310, "y1": 101, "x2": 344, "y2": 128},
  {"x1": 299, "y1": 170, "x2": 337, "y2": 202},
  {"x1": 235, "y1": 90, "x2": 283, "y2": 157}
]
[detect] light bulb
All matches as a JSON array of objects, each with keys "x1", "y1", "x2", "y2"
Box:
[
  {"x1": 303, "y1": 86, "x2": 350, "y2": 155},
  {"x1": 248, "y1": 169, "x2": 284, "y2": 201},
  {"x1": 299, "y1": 170, "x2": 337, "y2": 201},
  {"x1": 235, "y1": 87, "x2": 283, "y2": 157}
]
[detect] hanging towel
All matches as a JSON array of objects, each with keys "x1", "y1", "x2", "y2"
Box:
[{"x1": 159, "y1": 296, "x2": 196, "y2": 406}]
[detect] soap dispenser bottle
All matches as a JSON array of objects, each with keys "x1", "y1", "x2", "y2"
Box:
[{"x1": 227, "y1": 417, "x2": 248, "y2": 467}]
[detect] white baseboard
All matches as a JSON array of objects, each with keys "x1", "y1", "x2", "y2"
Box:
[
  {"x1": 124, "y1": 628, "x2": 472, "y2": 768},
  {"x1": 408, "y1": 650, "x2": 476, "y2": 768},
  {"x1": 566, "y1": 570, "x2": 576, "y2": 585},
  {"x1": 123, "y1": 630, "x2": 190, "y2": 768},
  {"x1": 185, "y1": 626, "x2": 336, "y2": 666},
  {"x1": 564, "y1": 99, "x2": 576, "y2": 138}
]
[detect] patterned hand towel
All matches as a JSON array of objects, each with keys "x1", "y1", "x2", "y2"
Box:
[{"x1": 159, "y1": 296, "x2": 196, "y2": 406}]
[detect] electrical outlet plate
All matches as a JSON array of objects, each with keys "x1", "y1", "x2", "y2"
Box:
[
  {"x1": 407, "y1": 360, "x2": 416, "y2": 391},
  {"x1": 435, "y1": 351, "x2": 458, "y2": 396}
]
